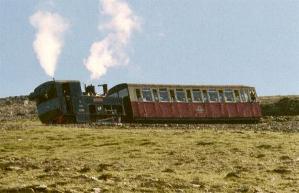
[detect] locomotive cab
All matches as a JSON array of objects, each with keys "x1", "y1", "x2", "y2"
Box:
[{"x1": 30, "y1": 80, "x2": 124, "y2": 124}]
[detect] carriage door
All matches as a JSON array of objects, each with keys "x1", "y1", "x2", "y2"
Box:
[
  {"x1": 119, "y1": 88, "x2": 132, "y2": 120},
  {"x1": 62, "y1": 83, "x2": 73, "y2": 114}
]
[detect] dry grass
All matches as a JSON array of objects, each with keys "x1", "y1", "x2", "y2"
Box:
[{"x1": 0, "y1": 120, "x2": 299, "y2": 193}]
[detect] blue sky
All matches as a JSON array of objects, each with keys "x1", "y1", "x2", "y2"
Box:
[{"x1": 0, "y1": 0, "x2": 299, "y2": 97}]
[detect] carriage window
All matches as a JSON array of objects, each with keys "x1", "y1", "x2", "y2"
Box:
[
  {"x1": 202, "y1": 90, "x2": 209, "y2": 102},
  {"x1": 186, "y1": 90, "x2": 192, "y2": 102},
  {"x1": 152, "y1": 89, "x2": 159, "y2": 102},
  {"x1": 159, "y1": 88, "x2": 169, "y2": 102},
  {"x1": 218, "y1": 90, "x2": 225, "y2": 102},
  {"x1": 135, "y1": 89, "x2": 142, "y2": 101},
  {"x1": 170, "y1": 89, "x2": 176, "y2": 101},
  {"x1": 234, "y1": 90, "x2": 241, "y2": 102},
  {"x1": 176, "y1": 89, "x2": 186, "y2": 102},
  {"x1": 240, "y1": 89, "x2": 249, "y2": 102},
  {"x1": 224, "y1": 89, "x2": 234, "y2": 102},
  {"x1": 142, "y1": 88, "x2": 153, "y2": 102},
  {"x1": 192, "y1": 89, "x2": 203, "y2": 102},
  {"x1": 208, "y1": 89, "x2": 219, "y2": 102}
]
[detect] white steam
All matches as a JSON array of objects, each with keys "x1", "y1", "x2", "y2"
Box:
[
  {"x1": 30, "y1": 11, "x2": 69, "y2": 77},
  {"x1": 84, "y1": 0, "x2": 139, "y2": 79}
]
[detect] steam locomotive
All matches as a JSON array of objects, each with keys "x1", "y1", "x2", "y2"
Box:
[{"x1": 29, "y1": 80, "x2": 261, "y2": 124}]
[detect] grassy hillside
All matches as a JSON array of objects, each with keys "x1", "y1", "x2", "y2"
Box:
[
  {"x1": 0, "y1": 95, "x2": 298, "y2": 192},
  {"x1": 0, "y1": 120, "x2": 299, "y2": 193}
]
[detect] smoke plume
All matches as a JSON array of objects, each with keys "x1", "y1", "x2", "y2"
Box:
[
  {"x1": 30, "y1": 11, "x2": 69, "y2": 77},
  {"x1": 84, "y1": 0, "x2": 139, "y2": 79}
]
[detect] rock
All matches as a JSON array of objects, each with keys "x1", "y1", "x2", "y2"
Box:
[
  {"x1": 162, "y1": 168, "x2": 175, "y2": 173},
  {"x1": 92, "y1": 188, "x2": 102, "y2": 193},
  {"x1": 33, "y1": 184, "x2": 48, "y2": 192},
  {"x1": 98, "y1": 173, "x2": 113, "y2": 181},
  {"x1": 6, "y1": 166, "x2": 22, "y2": 171},
  {"x1": 225, "y1": 171, "x2": 240, "y2": 179},
  {"x1": 271, "y1": 167, "x2": 291, "y2": 174},
  {"x1": 22, "y1": 188, "x2": 35, "y2": 193},
  {"x1": 279, "y1": 155, "x2": 292, "y2": 162},
  {"x1": 24, "y1": 100, "x2": 29, "y2": 106},
  {"x1": 91, "y1": 176, "x2": 99, "y2": 182},
  {"x1": 79, "y1": 165, "x2": 90, "y2": 173},
  {"x1": 176, "y1": 189, "x2": 184, "y2": 193}
]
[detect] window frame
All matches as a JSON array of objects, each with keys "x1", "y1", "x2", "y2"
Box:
[
  {"x1": 192, "y1": 89, "x2": 203, "y2": 103},
  {"x1": 208, "y1": 88, "x2": 219, "y2": 103},
  {"x1": 202, "y1": 90, "x2": 209, "y2": 103},
  {"x1": 234, "y1": 90, "x2": 241, "y2": 102},
  {"x1": 158, "y1": 88, "x2": 170, "y2": 102},
  {"x1": 169, "y1": 89, "x2": 176, "y2": 102},
  {"x1": 186, "y1": 89, "x2": 192, "y2": 102},
  {"x1": 152, "y1": 88, "x2": 159, "y2": 102},
  {"x1": 135, "y1": 88, "x2": 142, "y2": 101},
  {"x1": 175, "y1": 88, "x2": 187, "y2": 102},
  {"x1": 141, "y1": 88, "x2": 153, "y2": 102},
  {"x1": 224, "y1": 89, "x2": 235, "y2": 103},
  {"x1": 240, "y1": 89, "x2": 249, "y2": 102},
  {"x1": 218, "y1": 90, "x2": 225, "y2": 102}
]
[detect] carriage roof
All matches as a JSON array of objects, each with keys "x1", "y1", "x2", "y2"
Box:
[{"x1": 108, "y1": 83, "x2": 255, "y2": 94}]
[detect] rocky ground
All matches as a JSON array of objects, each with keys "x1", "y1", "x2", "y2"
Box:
[{"x1": 0, "y1": 96, "x2": 36, "y2": 122}]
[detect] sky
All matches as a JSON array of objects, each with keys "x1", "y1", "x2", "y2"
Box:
[{"x1": 0, "y1": 0, "x2": 299, "y2": 97}]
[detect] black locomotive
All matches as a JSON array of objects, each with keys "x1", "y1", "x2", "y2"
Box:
[{"x1": 29, "y1": 80, "x2": 124, "y2": 123}]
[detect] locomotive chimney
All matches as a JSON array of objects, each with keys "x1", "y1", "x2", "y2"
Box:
[{"x1": 98, "y1": 84, "x2": 108, "y2": 95}]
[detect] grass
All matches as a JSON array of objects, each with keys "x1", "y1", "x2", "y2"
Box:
[{"x1": 0, "y1": 120, "x2": 299, "y2": 193}]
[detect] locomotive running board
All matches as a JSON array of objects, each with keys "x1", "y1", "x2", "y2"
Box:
[{"x1": 95, "y1": 117, "x2": 121, "y2": 124}]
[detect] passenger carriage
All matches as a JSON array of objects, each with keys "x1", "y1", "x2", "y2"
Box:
[{"x1": 106, "y1": 83, "x2": 262, "y2": 122}]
